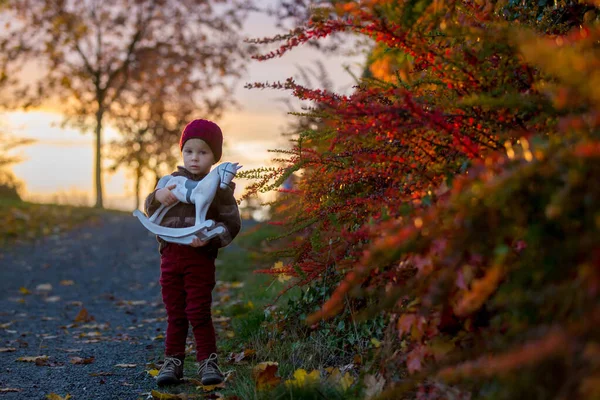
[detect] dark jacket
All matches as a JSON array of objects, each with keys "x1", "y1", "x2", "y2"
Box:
[{"x1": 144, "y1": 166, "x2": 241, "y2": 257}]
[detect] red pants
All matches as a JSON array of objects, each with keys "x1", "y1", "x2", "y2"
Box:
[{"x1": 160, "y1": 244, "x2": 216, "y2": 362}]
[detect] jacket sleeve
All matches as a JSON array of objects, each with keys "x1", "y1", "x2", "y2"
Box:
[
  {"x1": 211, "y1": 183, "x2": 241, "y2": 248},
  {"x1": 144, "y1": 175, "x2": 172, "y2": 217}
]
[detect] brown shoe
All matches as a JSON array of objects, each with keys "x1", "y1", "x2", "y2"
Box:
[
  {"x1": 197, "y1": 353, "x2": 224, "y2": 386},
  {"x1": 156, "y1": 356, "x2": 184, "y2": 386}
]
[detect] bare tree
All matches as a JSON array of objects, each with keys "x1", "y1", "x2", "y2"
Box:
[
  {"x1": 0, "y1": 127, "x2": 34, "y2": 200},
  {"x1": 0, "y1": 0, "x2": 254, "y2": 208}
]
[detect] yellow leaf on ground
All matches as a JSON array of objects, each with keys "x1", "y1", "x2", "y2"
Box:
[
  {"x1": 371, "y1": 338, "x2": 381, "y2": 348},
  {"x1": 147, "y1": 369, "x2": 159, "y2": 377},
  {"x1": 285, "y1": 368, "x2": 320, "y2": 387},
  {"x1": 325, "y1": 368, "x2": 354, "y2": 390},
  {"x1": 252, "y1": 362, "x2": 281, "y2": 390},
  {"x1": 198, "y1": 382, "x2": 226, "y2": 392},
  {"x1": 19, "y1": 287, "x2": 31, "y2": 295},
  {"x1": 338, "y1": 372, "x2": 354, "y2": 390},
  {"x1": 150, "y1": 390, "x2": 186, "y2": 399},
  {"x1": 60, "y1": 280, "x2": 75, "y2": 286},
  {"x1": 46, "y1": 394, "x2": 71, "y2": 400}
]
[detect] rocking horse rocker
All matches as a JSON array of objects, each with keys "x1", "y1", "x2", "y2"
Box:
[{"x1": 133, "y1": 162, "x2": 242, "y2": 245}]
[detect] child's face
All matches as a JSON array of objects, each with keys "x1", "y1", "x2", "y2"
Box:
[{"x1": 182, "y1": 138, "x2": 215, "y2": 175}]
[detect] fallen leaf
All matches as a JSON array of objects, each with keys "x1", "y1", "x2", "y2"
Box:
[
  {"x1": 19, "y1": 287, "x2": 31, "y2": 295},
  {"x1": 46, "y1": 394, "x2": 71, "y2": 400},
  {"x1": 0, "y1": 388, "x2": 21, "y2": 392},
  {"x1": 45, "y1": 296, "x2": 61, "y2": 303},
  {"x1": 0, "y1": 348, "x2": 16, "y2": 352},
  {"x1": 36, "y1": 283, "x2": 53, "y2": 291},
  {"x1": 115, "y1": 363, "x2": 137, "y2": 368},
  {"x1": 89, "y1": 372, "x2": 113, "y2": 377},
  {"x1": 325, "y1": 368, "x2": 354, "y2": 390},
  {"x1": 60, "y1": 280, "x2": 75, "y2": 286},
  {"x1": 229, "y1": 349, "x2": 256, "y2": 364},
  {"x1": 252, "y1": 362, "x2": 281, "y2": 390},
  {"x1": 70, "y1": 356, "x2": 95, "y2": 365},
  {"x1": 150, "y1": 390, "x2": 187, "y2": 399},
  {"x1": 364, "y1": 374, "x2": 386, "y2": 399},
  {"x1": 371, "y1": 338, "x2": 381, "y2": 348},
  {"x1": 0, "y1": 322, "x2": 13, "y2": 329},
  {"x1": 198, "y1": 382, "x2": 226, "y2": 392},
  {"x1": 285, "y1": 368, "x2": 320, "y2": 388},
  {"x1": 17, "y1": 355, "x2": 49, "y2": 363},
  {"x1": 147, "y1": 369, "x2": 159, "y2": 377},
  {"x1": 74, "y1": 308, "x2": 94, "y2": 323},
  {"x1": 338, "y1": 372, "x2": 354, "y2": 390}
]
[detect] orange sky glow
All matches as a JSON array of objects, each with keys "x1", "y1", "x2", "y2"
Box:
[{"x1": 4, "y1": 6, "x2": 366, "y2": 211}]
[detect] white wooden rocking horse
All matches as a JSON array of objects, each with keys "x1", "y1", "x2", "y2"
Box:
[{"x1": 133, "y1": 162, "x2": 241, "y2": 244}]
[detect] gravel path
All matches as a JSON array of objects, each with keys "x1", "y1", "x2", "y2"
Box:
[{"x1": 0, "y1": 213, "x2": 172, "y2": 399}]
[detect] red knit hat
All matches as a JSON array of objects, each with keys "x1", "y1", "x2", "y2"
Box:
[{"x1": 179, "y1": 119, "x2": 223, "y2": 162}]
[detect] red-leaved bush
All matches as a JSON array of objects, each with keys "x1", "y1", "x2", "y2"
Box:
[{"x1": 242, "y1": 0, "x2": 600, "y2": 398}]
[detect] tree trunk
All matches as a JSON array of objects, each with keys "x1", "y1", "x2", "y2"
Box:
[
  {"x1": 94, "y1": 107, "x2": 104, "y2": 209},
  {"x1": 135, "y1": 161, "x2": 142, "y2": 211}
]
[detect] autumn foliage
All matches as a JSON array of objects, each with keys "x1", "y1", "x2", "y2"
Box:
[{"x1": 242, "y1": 0, "x2": 600, "y2": 398}]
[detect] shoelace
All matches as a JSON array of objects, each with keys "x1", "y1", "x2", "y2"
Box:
[
  {"x1": 160, "y1": 357, "x2": 182, "y2": 374},
  {"x1": 198, "y1": 353, "x2": 223, "y2": 376}
]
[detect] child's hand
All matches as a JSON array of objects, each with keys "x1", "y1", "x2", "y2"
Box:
[
  {"x1": 155, "y1": 184, "x2": 178, "y2": 206},
  {"x1": 190, "y1": 237, "x2": 208, "y2": 247}
]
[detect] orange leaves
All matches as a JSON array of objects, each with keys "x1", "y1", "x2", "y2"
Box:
[
  {"x1": 453, "y1": 265, "x2": 504, "y2": 317},
  {"x1": 252, "y1": 362, "x2": 281, "y2": 390},
  {"x1": 406, "y1": 344, "x2": 431, "y2": 374},
  {"x1": 74, "y1": 308, "x2": 94, "y2": 323},
  {"x1": 516, "y1": 26, "x2": 600, "y2": 107},
  {"x1": 574, "y1": 141, "x2": 600, "y2": 158},
  {"x1": 397, "y1": 313, "x2": 427, "y2": 341}
]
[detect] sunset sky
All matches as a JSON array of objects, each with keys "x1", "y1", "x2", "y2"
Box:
[{"x1": 5, "y1": 5, "x2": 365, "y2": 211}]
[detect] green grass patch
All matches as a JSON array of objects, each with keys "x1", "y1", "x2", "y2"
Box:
[{"x1": 0, "y1": 198, "x2": 125, "y2": 247}]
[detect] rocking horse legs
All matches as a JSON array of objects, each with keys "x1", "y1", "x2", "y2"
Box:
[{"x1": 158, "y1": 225, "x2": 226, "y2": 245}]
